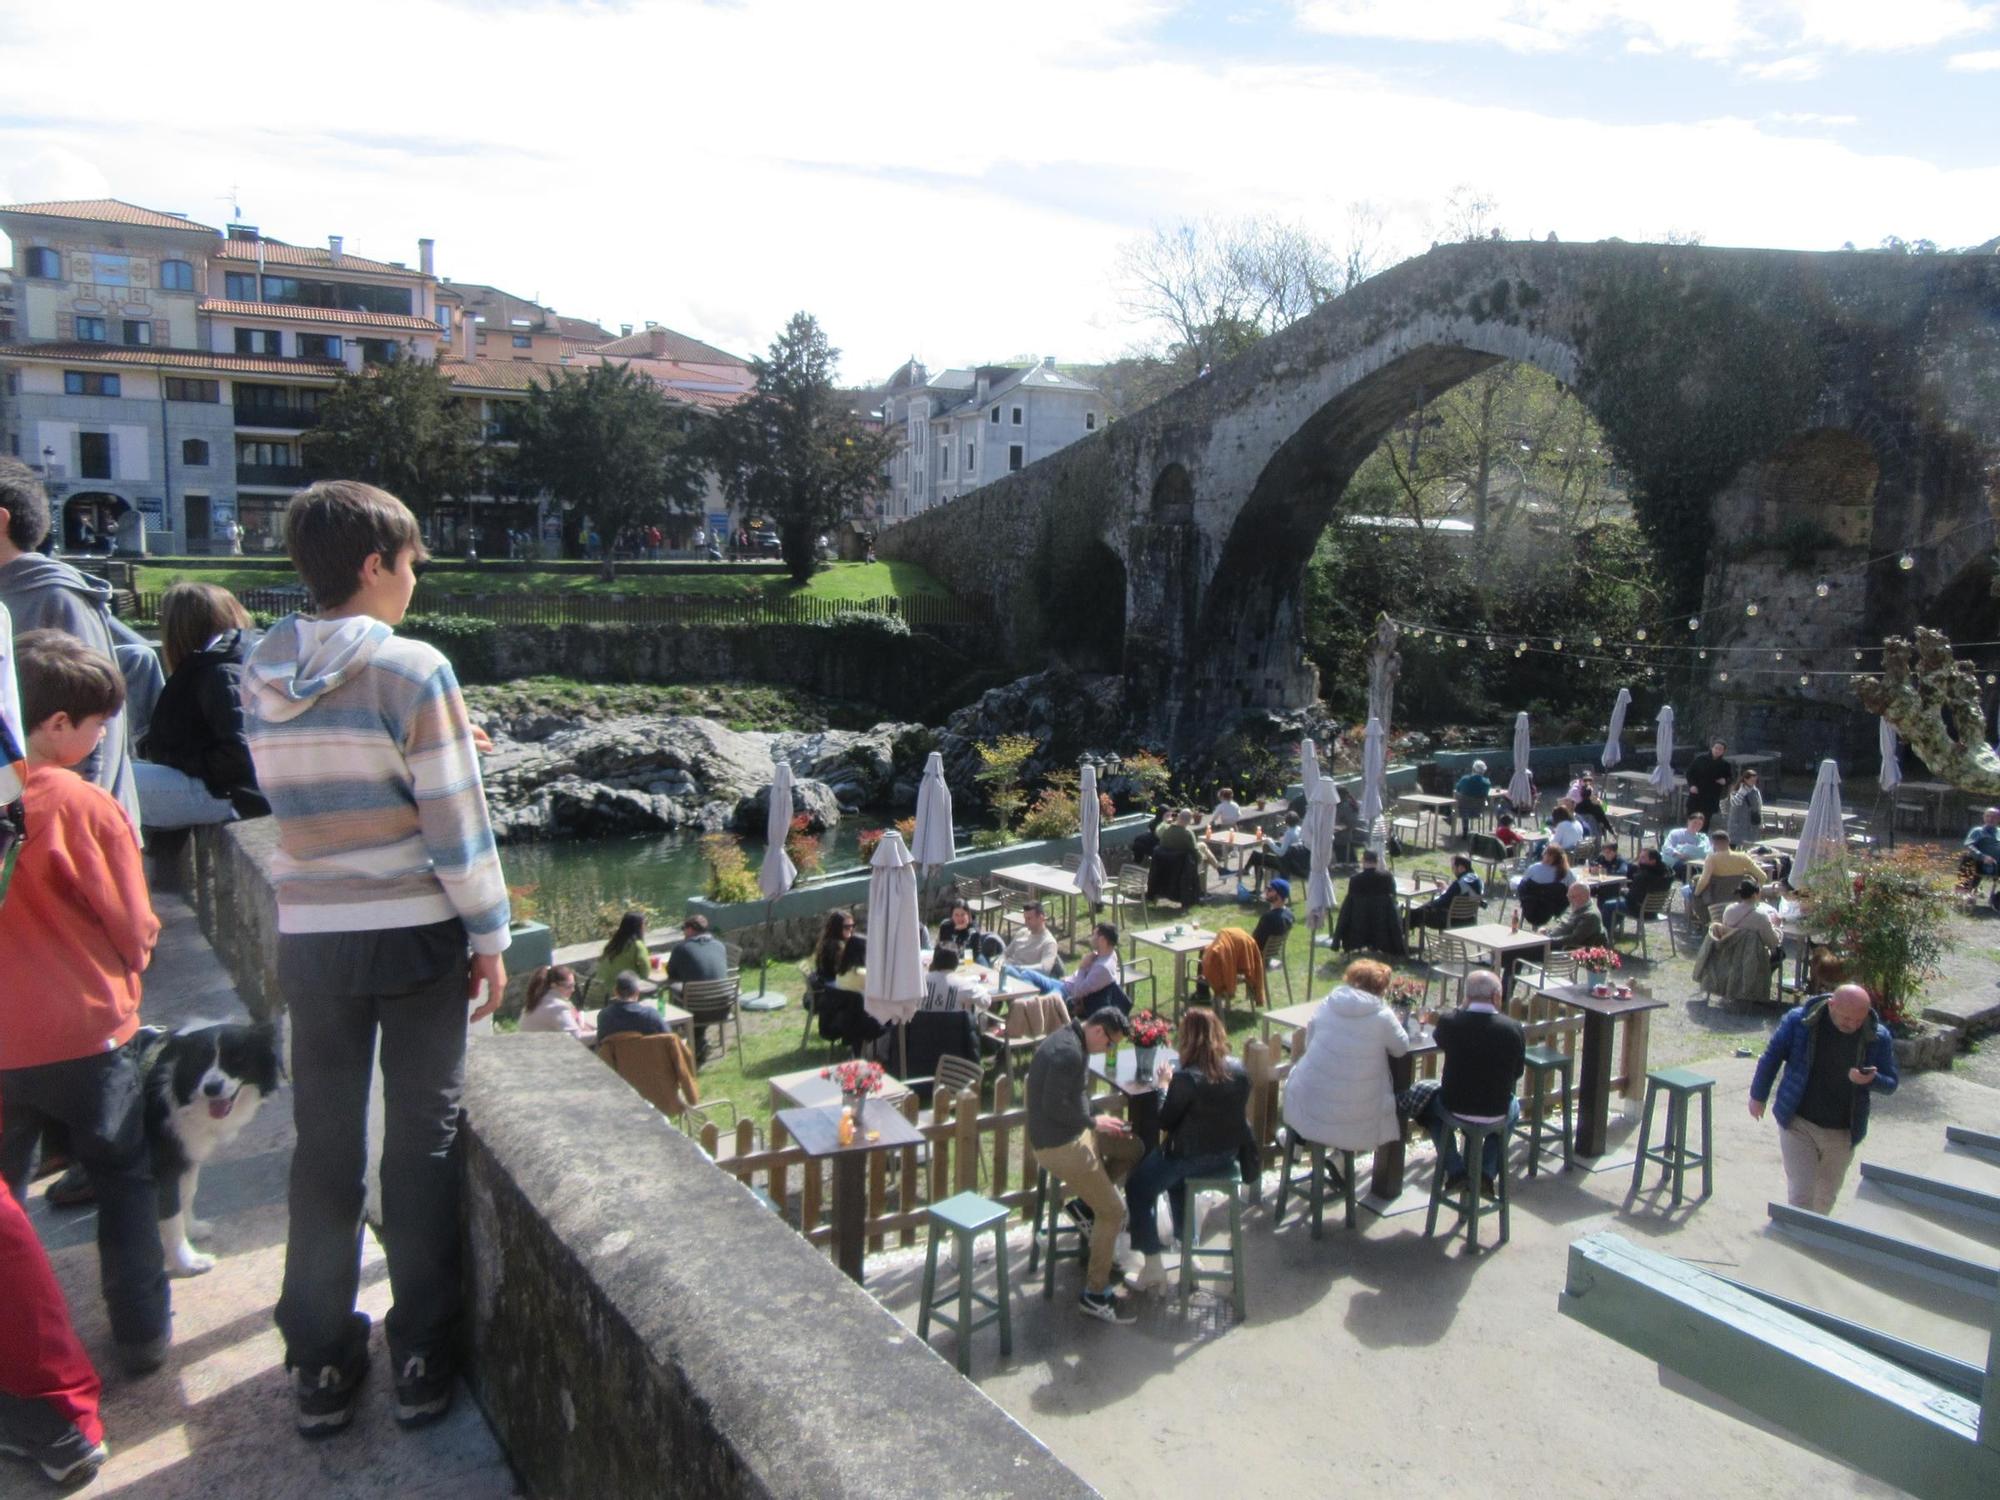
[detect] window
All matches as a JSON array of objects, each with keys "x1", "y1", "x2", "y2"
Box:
[
  {"x1": 989, "y1": 407, "x2": 1000, "y2": 424},
  {"x1": 1008, "y1": 444, "x2": 1024, "y2": 472},
  {"x1": 298, "y1": 333, "x2": 342, "y2": 360},
  {"x1": 511, "y1": 334, "x2": 532, "y2": 349},
  {"x1": 159, "y1": 259, "x2": 195, "y2": 292},
  {"x1": 965, "y1": 441, "x2": 975, "y2": 469},
  {"x1": 224, "y1": 272, "x2": 258, "y2": 300},
  {"x1": 1085, "y1": 411, "x2": 1097, "y2": 431},
  {"x1": 359, "y1": 338, "x2": 399, "y2": 366},
  {"x1": 939, "y1": 441, "x2": 950, "y2": 475},
  {"x1": 234, "y1": 328, "x2": 281, "y2": 356},
  {"x1": 78, "y1": 432, "x2": 112, "y2": 480},
  {"x1": 63, "y1": 371, "x2": 120, "y2": 396},
  {"x1": 24, "y1": 247, "x2": 61, "y2": 279},
  {"x1": 237, "y1": 440, "x2": 296, "y2": 467},
  {"x1": 76, "y1": 316, "x2": 107, "y2": 342},
  {"x1": 257, "y1": 275, "x2": 413, "y2": 316},
  {"x1": 182, "y1": 439, "x2": 210, "y2": 466},
  {"x1": 123, "y1": 319, "x2": 152, "y2": 346},
  {"x1": 164, "y1": 377, "x2": 220, "y2": 403},
  {"x1": 1011, "y1": 406, "x2": 1023, "y2": 425}
]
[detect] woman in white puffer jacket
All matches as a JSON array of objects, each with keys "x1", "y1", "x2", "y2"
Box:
[{"x1": 1282, "y1": 958, "x2": 1412, "y2": 1151}]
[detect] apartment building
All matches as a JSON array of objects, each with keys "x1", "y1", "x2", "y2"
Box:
[{"x1": 876, "y1": 356, "x2": 1101, "y2": 524}]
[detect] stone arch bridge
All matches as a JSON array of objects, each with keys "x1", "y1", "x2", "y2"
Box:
[{"x1": 880, "y1": 239, "x2": 2000, "y2": 758}]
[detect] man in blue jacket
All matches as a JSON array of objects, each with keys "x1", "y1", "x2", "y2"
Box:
[{"x1": 1749, "y1": 985, "x2": 1898, "y2": 1214}]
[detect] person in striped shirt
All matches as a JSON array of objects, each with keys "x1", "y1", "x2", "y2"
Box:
[{"x1": 242, "y1": 481, "x2": 510, "y2": 1438}]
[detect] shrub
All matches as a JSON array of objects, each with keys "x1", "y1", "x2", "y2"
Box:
[
  {"x1": 785, "y1": 812, "x2": 823, "y2": 879},
  {"x1": 701, "y1": 833, "x2": 762, "y2": 904},
  {"x1": 1800, "y1": 848, "x2": 1954, "y2": 1030}
]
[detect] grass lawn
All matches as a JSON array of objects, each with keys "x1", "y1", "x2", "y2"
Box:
[{"x1": 134, "y1": 559, "x2": 952, "y2": 605}]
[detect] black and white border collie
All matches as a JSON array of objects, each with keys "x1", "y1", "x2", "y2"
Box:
[{"x1": 136, "y1": 1021, "x2": 284, "y2": 1277}]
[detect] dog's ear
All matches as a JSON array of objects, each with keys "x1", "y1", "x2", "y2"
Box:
[{"x1": 133, "y1": 1025, "x2": 165, "y2": 1050}]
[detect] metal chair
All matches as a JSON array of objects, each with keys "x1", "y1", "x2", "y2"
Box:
[
  {"x1": 1631, "y1": 889, "x2": 1674, "y2": 960},
  {"x1": 1058, "y1": 853, "x2": 1082, "y2": 873},
  {"x1": 931, "y1": 1052, "x2": 985, "y2": 1103},
  {"x1": 1467, "y1": 833, "x2": 1508, "y2": 892},
  {"x1": 1425, "y1": 935, "x2": 1474, "y2": 1011},
  {"x1": 954, "y1": 876, "x2": 1007, "y2": 930},
  {"x1": 1261, "y1": 933, "x2": 1294, "y2": 1008},
  {"x1": 680, "y1": 975, "x2": 743, "y2": 1066},
  {"x1": 1122, "y1": 956, "x2": 1159, "y2": 1015},
  {"x1": 1105, "y1": 865, "x2": 1151, "y2": 949}
]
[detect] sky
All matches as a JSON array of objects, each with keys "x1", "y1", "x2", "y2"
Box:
[{"x1": 1, "y1": 0, "x2": 1996, "y2": 382}]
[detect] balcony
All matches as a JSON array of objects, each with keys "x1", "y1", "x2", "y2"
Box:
[
  {"x1": 236, "y1": 463, "x2": 306, "y2": 489},
  {"x1": 234, "y1": 403, "x2": 321, "y2": 430}
]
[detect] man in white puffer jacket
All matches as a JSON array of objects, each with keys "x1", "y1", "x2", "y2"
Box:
[{"x1": 1282, "y1": 958, "x2": 1413, "y2": 1155}]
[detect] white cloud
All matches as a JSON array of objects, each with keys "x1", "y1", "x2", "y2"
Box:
[
  {"x1": 1947, "y1": 46, "x2": 2000, "y2": 66},
  {"x1": 1786, "y1": 0, "x2": 1995, "y2": 51},
  {"x1": 1739, "y1": 52, "x2": 1823, "y2": 79},
  {"x1": 1766, "y1": 111, "x2": 1859, "y2": 125}
]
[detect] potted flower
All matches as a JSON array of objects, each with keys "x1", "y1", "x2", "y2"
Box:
[
  {"x1": 1800, "y1": 850, "x2": 1959, "y2": 1070},
  {"x1": 1570, "y1": 947, "x2": 1624, "y2": 996},
  {"x1": 1129, "y1": 1009, "x2": 1172, "y2": 1077},
  {"x1": 821, "y1": 1059, "x2": 886, "y2": 1124},
  {"x1": 1387, "y1": 974, "x2": 1427, "y2": 1028}
]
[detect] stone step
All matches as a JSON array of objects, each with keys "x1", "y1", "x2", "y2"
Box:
[{"x1": 1841, "y1": 1181, "x2": 2000, "y2": 1264}]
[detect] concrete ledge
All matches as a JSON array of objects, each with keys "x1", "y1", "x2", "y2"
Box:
[
  {"x1": 461, "y1": 1036, "x2": 1097, "y2": 1500},
  {"x1": 189, "y1": 820, "x2": 284, "y2": 1021}
]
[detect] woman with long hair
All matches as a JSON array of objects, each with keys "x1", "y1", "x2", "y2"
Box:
[
  {"x1": 518, "y1": 964, "x2": 594, "y2": 1042},
  {"x1": 600, "y1": 910, "x2": 652, "y2": 984},
  {"x1": 1515, "y1": 844, "x2": 1573, "y2": 926},
  {"x1": 1123, "y1": 1005, "x2": 1253, "y2": 1291},
  {"x1": 134, "y1": 581, "x2": 267, "y2": 828},
  {"x1": 1725, "y1": 768, "x2": 1765, "y2": 849},
  {"x1": 814, "y1": 909, "x2": 865, "y2": 982},
  {"x1": 810, "y1": 908, "x2": 876, "y2": 1056}
]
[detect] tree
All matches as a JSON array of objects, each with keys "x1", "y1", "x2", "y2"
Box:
[
  {"x1": 511, "y1": 362, "x2": 706, "y2": 580},
  {"x1": 704, "y1": 313, "x2": 896, "y2": 584},
  {"x1": 301, "y1": 356, "x2": 480, "y2": 525}
]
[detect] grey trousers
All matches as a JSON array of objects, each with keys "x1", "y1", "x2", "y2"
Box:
[
  {"x1": 1779, "y1": 1119, "x2": 1854, "y2": 1216},
  {"x1": 274, "y1": 962, "x2": 468, "y2": 1370}
]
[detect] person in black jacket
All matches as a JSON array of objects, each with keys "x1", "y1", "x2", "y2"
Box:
[
  {"x1": 1330, "y1": 849, "x2": 1408, "y2": 956},
  {"x1": 1598, "y1": 846, "x2": 1673, "y2": 937},
  {"x1": 1418, "y1": 969, "x2": 1525, "y2": 1192},
  {"x1": 1686, "y1": 740, "x2": 1733, "y2": 829},
  {"x1": 1123, "y1": 1006, "x2": 1254, "y2": 1290},
  {"x1": 133, "y1": 582, "x2": 268, "y2": 827}
]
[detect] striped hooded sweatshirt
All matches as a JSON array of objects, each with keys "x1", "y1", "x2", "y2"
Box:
[{"x1": 241, "y1": 614, "x2": 510, "y2": 954}]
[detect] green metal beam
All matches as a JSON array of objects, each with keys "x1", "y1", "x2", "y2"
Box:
[
  {"x1": 1946, "y1": 1125, "x2": 2000, "y2": 1165},
  {"x1": 1768, "y1": 1201, "x2": 1999, "y2": 1301},
  {"x1": 1715, "y1": 1275, "x2": 1983, "y2": 1399},
  {"x1": 1561, "y1": 1231, "x2": 1998, "y2": 1500},
  {"x1": 1860, "y1": 1161, "x2": 2000, "y2": 1226}
]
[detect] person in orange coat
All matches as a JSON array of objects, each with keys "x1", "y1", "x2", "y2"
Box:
[{"x1": 0, "y1": 630, "x2": 168, "y2": 1380}]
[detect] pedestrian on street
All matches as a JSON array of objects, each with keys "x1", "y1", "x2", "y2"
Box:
[{"x1": 1749, "y1": 984, "x2": 1898, "y2": 1214}]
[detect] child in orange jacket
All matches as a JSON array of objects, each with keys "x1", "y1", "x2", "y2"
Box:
[{"x1": 0, "y1": 630, "x2": 168, "y2": 1380}]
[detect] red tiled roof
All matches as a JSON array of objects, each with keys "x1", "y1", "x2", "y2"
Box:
[
  {"x1": 200, "y1": 298, "x2": 440, "y2": 333},
  {"x1": 444, "y1": 358, "x2": 741, "y2": 409},
  {"x1": 215, "y1": 238, "x2": 415, "y2": 276},
  {"x1": 556, "y1": 315, "x2": 616, "y2": 344},
  {"x1": 0, "y1": 342, "x2": 345, "y2": 378},
  {"x1": 593, "y1": 325, "x2": 749, "y2": 367},
  {"x1": 0, "y1": 199, "x2": 218, "y2": 234}
]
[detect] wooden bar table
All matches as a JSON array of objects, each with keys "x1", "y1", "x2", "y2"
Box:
[
  {"x1": 769, "y1": 1068, "x2": 912, "y2": 1114},
  {"x1": 1371, "y1": 1032, "x2": 1439, "y2": 1200},
  {"x1": 775, "y1": 1103, "x2": 924, "y2": 1284},
  {"x1": 1089, "y1": 1046, "x2": 1179, "y2": 1151},
  {"x1": 1399, "y1": 793, "x2": 1456, "y2": 847},
  {"x1": 1452, "y1": 922, "x2": 1553, "y2": 985},
  {"x1": 990, "y1": 860, "x2": 1085, "y2": 941},
  {"x1": 1257, "y1": 999, "x2": 1321, "y2": 1042},
  {"x1": 1132, "y1": 922, "x2": 1215, "y2": 1014},
  {"x1": 1534, "y1": 982, "x2": 1667, "y2": 1158}
]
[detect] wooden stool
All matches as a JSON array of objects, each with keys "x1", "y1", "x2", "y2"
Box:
[
  {"x1": 1632, "y1": 1067, "x2": 1715, "y2": 1207},
  {"x1": 1028, "y1": 1166, "x2": 1086, "y2": 1300},
  {"x1": 1272, "y1": 1128, "x2": 1355, "y2": 1238},
  {"x1": 1513, "y1": 1045, "x2": 1574, "y2": 1176},
  {"x1": 1424, "y1": 1111, "x2": 1512, "y2": 1250},
  {"x1": 1177, "y1": 1165, "x2": 1246, "y2": 1318},
  {"x1": 918, "y1": 1191, "x2": 1013, "y2": 1376}
]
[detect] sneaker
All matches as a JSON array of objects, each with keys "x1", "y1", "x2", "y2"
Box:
[
  {"x1": 393, "y1": 1353, "x2": 454, "y2": 1428},
  {"x1": 44, "y1": 1166, "x2": 95, "y2": 1208},
  {"x1": 115, "y1": 1335, "x2": 170, "y2": 1377},
  {"x1": 0, "y1": 1427, "x2": 108, "y2": 1486},
  {"x1": 291, "y1": 1313, "x2": 370, "y2": 1438},
  {"x1": 1077, "y1": 1290, "x2": 1136, "y2": 1324}
]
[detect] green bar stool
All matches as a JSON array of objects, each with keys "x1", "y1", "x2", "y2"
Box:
[
  {"x1": 1177, "y1": 1164, "x2": 1247, "y2": 1318},
  {"x1": 1631, "y1": 1067, "x2": 1715, "y2": 1207},
  {"x1": 1028, "y1": 1166, "x2": 1086, "y2": 1300},
  {"x1": 1272, "y1": 1127, "x2": 1356, "y2": 1238},
  {"x1": 1424, "y1": 1112, "x2": 1511, "y2": 1250},
  {"x1": 1513, "y1": 1045, "x2": 1575, "y2": 1176},
  {"x1": 918, "y1": 1191, "x2": 1014, "y2": 1377}
]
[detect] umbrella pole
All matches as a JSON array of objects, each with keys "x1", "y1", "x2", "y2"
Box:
[{"x1": 740, "y1": 904, "x2": 779, "y2": 1007}]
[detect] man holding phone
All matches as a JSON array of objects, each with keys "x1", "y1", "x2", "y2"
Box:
[{"x1": 1749, "y1": 984, "x2": 1898, "y2": 1214}]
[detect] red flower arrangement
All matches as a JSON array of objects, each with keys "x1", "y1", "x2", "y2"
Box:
[
  {"x1": 1387, "y1": 975, "x2": 1428, "y2": 1006},
  {"x1": 1570, "y1": 946, "x2": 1622, "y2": 975},
  {"x1": 822, "y1": 1059, "x2": 886, "y2": 1096},
  {"x1": 1129, "y1": 1010, "x2": 1173, "y2": 1048}
]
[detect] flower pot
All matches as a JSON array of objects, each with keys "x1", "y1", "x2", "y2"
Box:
[
  {"x1": 1890, "y1": 1018, "x2": 1961, "y2": 1074},
  {"x1": 507, "y1": 919, "x2": 554, "y2": 975},
  {"x1": 1134, "y1": 1045, "x2": 1158, "y2": 1079}
]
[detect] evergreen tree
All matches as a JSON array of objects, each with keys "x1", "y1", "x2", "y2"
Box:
[{"x1": 301, "y1": 356, "x2": 480, "y2": 523}]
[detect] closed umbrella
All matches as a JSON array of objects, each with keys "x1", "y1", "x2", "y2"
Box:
[
  {"x1": 1304, "y1": 774, "x2": 1337, "y2": 941},
  {"x1": 911, "y1": 750, "x2": 955, "y2": 869},
  {"x1": 0, "y1": 604, "x2": 24, "y2": 805},
  {"x1": 862, "y1": 829, "x2": 926, "y2": 1076},
  {"x1": 1601, "y1": 688, "x2": 1631, "y2": 770},
  {"x1": 1506, "y1": 712, "x2": 1534, "y2": 810},
  {"x1": 1878, "y1": 718, "x2": 1902, "y2": 794},
  {"x1": 1791, "y1": 759, "x2": 1847, "y2": 891},
  {"x1": 1300, "y1": 737, "x2": 1321, "y2": 800},
  {"x1": 745, "y1": 760, "x2": 798, "y2": 1009},
  {"x1": 1359, "y1": 716, "x2": 1386, "y2": 852},
  {"x1": 1076, "y1": 762, "x2": 1106, "y2": 909},
  {"x1": 1649, "y1": 706, "x2": 1676, "y2": 797}
]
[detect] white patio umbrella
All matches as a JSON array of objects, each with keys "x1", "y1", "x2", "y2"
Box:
[
  {"x1": 1601, "y1": 688, "x2": 1632, "y2": 769},
  {"x1": 1359, "y1": 716, "x2": 1386, "y2": 852},
  {"x1": 0, "y1": 603, "x2": 24, "y2": 805},
  {"x1": 1300, "y1": 736, "x2": 1321, "y2": 800},
  {"x1": 1304, "y1": 774, "x2": 1338, "y2": 941},
  {"x1": 1878, "y1": 718, "x2": 1902, "y2": 794},
  {"x1": 862, "y1": 829, "x2": 926, "y2": 1077},
  {"x1": 1649, "y1": 706, "x2": 1677, "y2": 797},
  {"x1": 744, "y1": 760, "x2": 799, "y2": 1008},
  {"x1": 1791, "y1": 759, "x2": 1848, "y2": 891},
  {"x1": 1506, "y1": 712, "x2": 1534, "y2": 810},
  {"x1": 1076, "y1": 762, "x2": 1107, "y2": 910},
  {"x1": 911, "y1": 750, "x2": 955, "y2": 869}
]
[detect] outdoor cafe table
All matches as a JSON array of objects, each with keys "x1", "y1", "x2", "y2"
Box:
[
  {"x1": 990, "y1": 861, "x2": 1085, "y2": 940},
  {"x1": 1399, "y1": 792, "x2": 1456, "y2": 846},
  {"x1": 774, "y1": 1103, "x2": 925, "y2": 1284},
  {"x1": 1374, "y1": 1030, "x2": 1440, "y2": 1199},
  {"x1": 1258, "y1": 999, "x2": 1321, "y2": 1042},
  {"x1": 1132, "y1": 923, "x2": 1214, "y2": 1013},
  {"x1": 1895, "y1": 779, "x2": 1960, "y2": 833},
  {"x1": 768, "y1": 1066, "x2": 913, "y2": 1114},
  {"x1": 1089, "y1": 1046, "x2": 1181, "y2": 1149},
  {"x1": 1202, "y1": 828, "x2": 1264, "y2": 885},
  {"x1": 1533, "y1": 982, "x2": 1668, "y2": 1158},
  {"x1": 1452, "y1": 922, "x2": 1553, "y2": 984}
]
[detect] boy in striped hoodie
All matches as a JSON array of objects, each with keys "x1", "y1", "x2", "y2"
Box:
[{"x1": 242, "y1": 481, "x2": 509, "y2": 1437}]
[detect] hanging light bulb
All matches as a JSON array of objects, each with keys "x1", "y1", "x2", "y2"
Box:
[
  {"x1": 1718, "y1": 671, "x2": 1730, "y2": 682},
  {"x1": 1517, "y1": 641, "x2": 1527, "y2": 652},
  {"x1": 1485, "y1": 637, "x2": 1495, "y2": 650},
  {"x1": 1552, "y1": 639, "x2": 1563, "y2": 652},
  {"x1": 1635, "y1": 628, "x2": 1648, "y2": 641},
  {"x1": 1644, "y1": 666, "x2": 1655, "y2": 679},
  {"x1": 1698, "y1": 650, "x2": 1708, "y2": 660},
  {"x1": 1986, "y1": 674, "x2": 1996, "y2": 686},
  {"x1": 1899, "y1": 552, "x2": 1915, "y2": 571},
  {"x1": 1687, "y1": 616, "x2": 1700, "y2": 631},
  {"x1": 1591, "y1": 635, "x2": 1603, "y2": 648},
  {"x1": 1815, "y1": 580, "x2": 1830, "y2": 598},
  {"x1": 1624, "y1": 647, "x2": 1634, "y2": 658},
  {"x1": 1773, "y1": 651, "x2": 1784, "y2": 661},
  {"x1": 1745, "y1": 602, "x2": 1760, "y2": 617},
  {"x1": 1456, "y1": 637, "x2": 1467, "y2": 648},
  {"x1": 1799, "y1": 674, "x2": 1809, "y2": 687},
  {"x1": 1854, "y1": 651, "x2": 1865, "y2": 662}
]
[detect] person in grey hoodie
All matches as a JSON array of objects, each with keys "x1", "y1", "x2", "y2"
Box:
[{"x1": 0, "y1": 460, "x2": 141, "y2": 833}]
